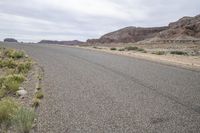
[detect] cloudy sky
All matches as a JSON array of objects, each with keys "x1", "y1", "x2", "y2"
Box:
[{"x1": 0, "y1": 0, "x2": 199, "y2": 42}]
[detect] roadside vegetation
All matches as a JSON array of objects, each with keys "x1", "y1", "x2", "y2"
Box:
[
  {"x1": 0, "y1": 47, "x2": 36, "y2": 133},
  {"x1": 170, "y1": 51, "x2": 188, "y2": 55},
  {"x1": 152, "y1": 51, "x2": 165, "y2": 55},
  {"x1": 118, "y1": 48, "x2": 125, "y2": 51},
  {"x1": 125, "y1": 46, "x2": 139, "y2": 51},
  {"x1": 108, "y1": 46, "x2": 147, "y2": 53},
  {"x1": 91, "y1": 45, "x2": 191, "y2": 57},
  {"x1": 32, "y1": 68, "x2": 44, "y2": 108},
  {"x1": 110, "y1": 47, "x2": 117, "y2": 50},
  {"x1": 106, "y1": 46, "x2": 189, "y2": 56}
]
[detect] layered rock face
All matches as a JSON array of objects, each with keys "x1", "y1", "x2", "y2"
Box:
[
  {"x1": 87, "y1": 26, "x2": 168, "y2": 44},
  {"x1": 38, "y1": 40, "x2": 83, "y2": 45},
  {"x1": 4, "y1": 38, "x2": 18, "y2": 43},
  {"x1": 159, "y1": 15, "x2": 200, "y2": 39},
  {"x1": 87, "y1": 14, "x2": 200, "y2": 44}
]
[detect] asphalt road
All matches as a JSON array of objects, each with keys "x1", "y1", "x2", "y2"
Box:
[{"x1": 1, "y1": 43, "x2": 200, "y2": 133}]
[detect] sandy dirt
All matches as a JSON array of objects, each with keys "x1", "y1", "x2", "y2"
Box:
[{"x1": 77, "y1": 45, "x2": 200, "y2": 71}]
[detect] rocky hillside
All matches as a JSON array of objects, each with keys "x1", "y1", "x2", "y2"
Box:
[
  {"x1": 87, "y1": 27, "x2": 167, "y2": 43},
  {"x1": 158, "y1": 15, "x2": 200, "y2": 39},
  {"x1": 38, "y1": 40, "x2": 83, "y2": 45},
  {"x1": 87, "y1": 14, "x2": 200, "y2": 44}
]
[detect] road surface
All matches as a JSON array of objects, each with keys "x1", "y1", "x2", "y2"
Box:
[{"x1": 1, "y1": 43, "x2": 200, "y2": 133}]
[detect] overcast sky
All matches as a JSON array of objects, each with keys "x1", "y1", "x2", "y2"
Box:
[{"x1": 0, "y1": 0, "x2": 199, "y2": 42}]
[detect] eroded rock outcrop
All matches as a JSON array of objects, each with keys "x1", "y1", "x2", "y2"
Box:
[{"x1": 159, "y1": 14, "x2": 200, "y2": 39}]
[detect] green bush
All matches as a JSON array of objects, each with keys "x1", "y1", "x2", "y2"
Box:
[
  {"x1": 110, "y1": 47, "x2": 117, "y2": 50},
  {"x1": 0, "y1": 89, "x2": 6, "y2": 98},
  {"x1": 4, "y1": 80, "x2": 20, "y2": 93},
  {"x1": 118, "y1": 48, "x2": 125, "y2": 51},
  {"x1": 152, "y1": 51, "x2": 165, "y2": 55},
  {"x1": 137, "y1": 48, "x2": 145, "y2": 52},
  {"x1": 5, "y1": 74, "x2": 25, "y2": 83},
  {"x1": 5, "y1": 49, "x2": 25, "y2": 59},
  {"x1": 11, "y1": 51, "x2": 25, "y2": 59},
  {"x1": 0, "y1": 98, "x2": 19, "y2": 125},
  {"x1": 3, "y1": 74, "x2": 25, "y2": 93},
  {"x1": 17, "y1": 61, "x2": 32, "y2": 74},
  {"x1": 125, "y1": 46, "x2": 138, "y2": 51},
  {"x1": 0, "y1": 59, "x2": 17, "y2": 68},
  {"x1": 170, "y1": 51, "x2": 188, "y2": 55},
  {"x1": 13, "y1": 107, "x2": 35, "y2": 133},
  {"x1": 35, "y1": 90, "x2": 44, "y2": 99},
  {"x1": 32, "y1": 98, "x2": 40, "y2": 108},
  {"x1": 4, "y1": 49, "x2": 14, "y2": 58},
  {"x1": 0, "y1": 59, "x2": 3, "y2": 68}
]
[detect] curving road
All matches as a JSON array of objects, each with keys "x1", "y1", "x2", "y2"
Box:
[{"x1": 1, "y1": 43, "x2": 200, "y2": 133}]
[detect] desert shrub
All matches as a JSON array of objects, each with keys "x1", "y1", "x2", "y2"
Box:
[
  {"x1": 17, "y1": 61, "x2": 32, "y2": 74},
  {"x1": 110, "y1": 47, "x2": 117, "y2": 50},
  {"x1": 3, "y1": 74, "x2": 25, "y2": 93},
  {"x1": 141, "y1": 50, "x2": 147, "y2": 53},
  {"x1": 0, "y1": 59, "x2": 4, "y2": 68},
  {"x1": 11, "y1": 51, "x2": 25, "y2": 59},
  {"x1": 0, "y1": 89, "x2": 6, "y2": 98},
  {"x1": 0, "y1": 77, "x2": 5, "y2": 86},
  {"x1": 35, "y1": 90, "x2": 44, "y2": 99},
  {"x1": 118, "y1": 48, "x2": 125, "y2": 51},
  {"x1": 36, "y1": 82, "x2": 41, "y2": 90},
  {"x1": 137, "y1": 48, "x2": 145, "y2": 52},
  {"x1": 170, "y1": 51, "x2": 188, "y2": 55},
  {"x1": 5, "y1": 49, "x2": 25, "y2": 59},
  {"x1": 4, "y1": 49, "x2": 14, "y2": 58},
  {"x1": 32, "y1": 98, "x2": 40, "y2": 108},
  {"x1": 12, "y1": 107, "x2": 35, "y2": 133},
  {"x1": 125, "y1": 46, "x2": 138, "y2": 51},
  {"x1": 0, "y1": 98, "x2": 19, "y2": 125},
  {"x1": 5, "y1": 74, "x2": 25, "y2": 83},
  {"x1": 4, "y1": 80, "x2": 20, "y2": 93},
  {"x1": 152, "y1": 51, "x2": 165, "y2": 55},
  {"x1": 0, "y1": 59, "x2": 17, "y2": 68}
]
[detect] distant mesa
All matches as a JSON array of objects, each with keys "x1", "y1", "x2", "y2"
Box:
[
  {"x1": 4, "y1": 38, "x2": 18, "y2": 43},
  {"x1": 38, "y1": 40, "x2": 83, "y2": 45},
  {"x1": 87, "y1": 14, "x2": 200, "y2": 44}
]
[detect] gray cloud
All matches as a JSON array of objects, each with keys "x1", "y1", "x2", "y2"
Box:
[{"x1": 0, "y1": 0, "x2": 199, "y2": 42}]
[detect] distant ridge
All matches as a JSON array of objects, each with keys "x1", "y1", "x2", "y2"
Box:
[
  {"x1": 4, "y1": 38, "x2": 18, "y2": 43},
  {"x1": 38, "y1": 40, "x2": 83, "y2": 45},
  {"x1": 87, "y1": 14, "x2": 200, "y2": 44}
]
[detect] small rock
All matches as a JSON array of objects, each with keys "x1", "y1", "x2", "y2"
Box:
[
  {"x1": 25, "y1": 54, "x2": 29, "y2": 58},
  {"x1": 16, "y1": 89, "x2": 27, "y2": 96},
  {"x1": 19, "y1": 87, "x2": 24, "y2": 90}
]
